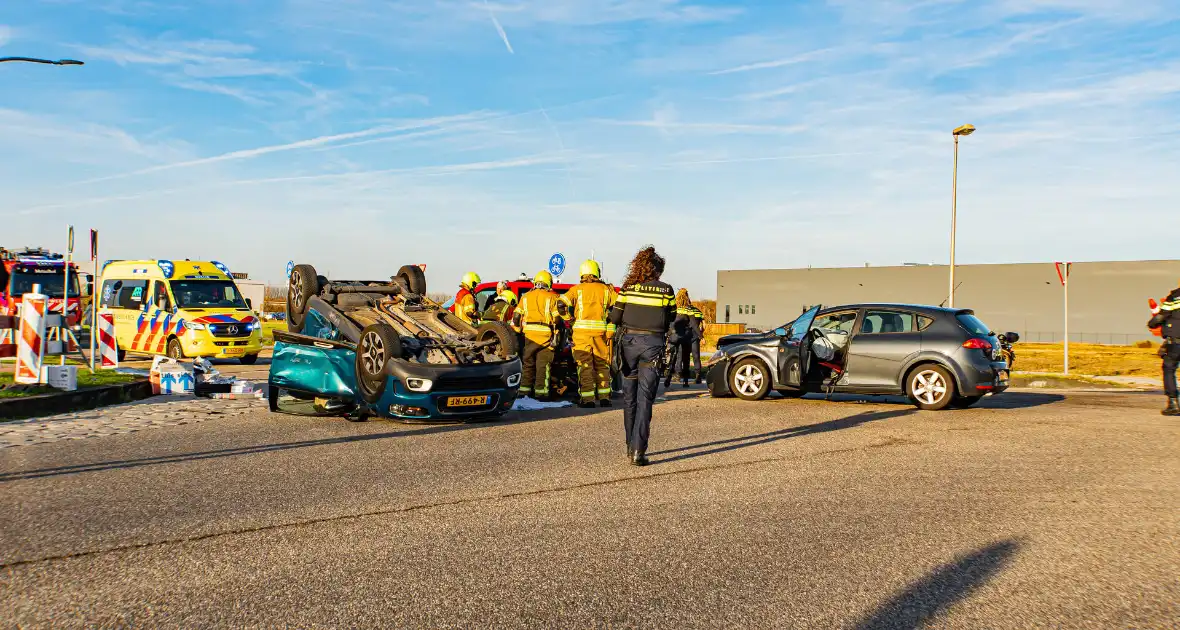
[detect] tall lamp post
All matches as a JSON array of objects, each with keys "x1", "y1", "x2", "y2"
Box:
[
  {"x1": 0, "y1": 57, "x2": 84, "y2": 66},
  {"x1": 948, "y1": 123, "x2": 975, "y2": 308}
]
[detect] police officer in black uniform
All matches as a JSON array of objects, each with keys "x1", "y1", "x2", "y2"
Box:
[
  {"x1": 609, "y1": 246, "x2": 675, "y2": 466},
  {"x1": 1148, "y1": 285, "x2": 1180, "y2": 416}
]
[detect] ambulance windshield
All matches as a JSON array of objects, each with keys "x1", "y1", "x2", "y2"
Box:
[{"x1": 170, "y1": 280, "x2": 248, "y2": 309}]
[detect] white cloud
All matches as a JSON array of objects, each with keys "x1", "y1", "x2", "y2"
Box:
[
  {"x1": 0, "y1": 25, "x2": 13, "y2": 48},
  {"x1": 708, "y1": 47, "x2": 835, "y2": 75}
]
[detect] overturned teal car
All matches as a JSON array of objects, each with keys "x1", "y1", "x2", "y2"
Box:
[{"x1": 268, "y1": 263, "x2": 522, "y2": 421}]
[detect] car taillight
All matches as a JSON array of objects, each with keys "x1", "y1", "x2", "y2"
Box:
[{"x1": 962, "y1": 338, "x2": 992, "y2": 351}]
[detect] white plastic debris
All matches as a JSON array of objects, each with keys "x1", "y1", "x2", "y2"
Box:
[{"x1": 511, "y1": 397, "x2": 573, "y2": 411}]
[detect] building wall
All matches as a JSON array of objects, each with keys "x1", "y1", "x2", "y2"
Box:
[
  {"x1": 716, "y1": 261, "x2": 1180, "y2": 344},
  {"x1": 234, "y1": 280, "x2": 267, "y2": 315}
]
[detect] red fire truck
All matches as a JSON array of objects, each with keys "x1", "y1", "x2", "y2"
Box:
[{"x1": 0, "y1": 247, "x2": 84, "y2": 325}]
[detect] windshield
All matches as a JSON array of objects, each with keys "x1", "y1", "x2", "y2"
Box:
[
  {"x1": 10, "y1": 270, "x2": 81, "y2": 299},
  {"x1": 955, "y1": 313, "x2": 993, "y2": 336},
  {"x1": 170, "y1": 280, "x2": 248, "y2": 309}
]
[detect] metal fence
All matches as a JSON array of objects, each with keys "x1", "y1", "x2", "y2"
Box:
[{"x1": 1017, "y1": 331, "x2": 1149, "y2": 345}]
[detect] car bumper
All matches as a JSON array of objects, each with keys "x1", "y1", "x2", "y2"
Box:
[
  {"x1": 957, "y1": 357, "x2": 1010, "y2": 396},
  {"x1": 374, "y1": 357, "x2": 523, "y2": 420},
  {"x1": 705, "y1": 356, "x2": 732, "y2": 397},
  {"x1": 183, "y1": 332, "x2": 263, "y2": 358}
]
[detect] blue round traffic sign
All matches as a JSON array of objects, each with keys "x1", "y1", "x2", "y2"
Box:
[
  {"x1": 548, "y1": 253, "x2": 566, "y2": 277},
  {"x1": 285, "y1": 260, "x2": 295, "y2": 279}
]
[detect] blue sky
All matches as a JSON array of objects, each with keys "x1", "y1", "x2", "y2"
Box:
[{"x1": 2, "y1": 0, "x2": 1178, "y2": 297}]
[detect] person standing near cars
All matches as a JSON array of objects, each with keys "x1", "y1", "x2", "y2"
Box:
[
  {"x1": 1148, "y1": 283, "x2": 1180, "y2": 416},
  {"x1": 608, "y1": 246, "x2": 675, "y2": 466},
  {"x1": 514, "y1": 271, "x2": 561, "y2": 400},
  {"x1": 453, "y1": 272, "x2": 481, "y2": 325},
  {"x1": 671, "y1": 289, "x2": 699, "y2": 388},
  {"x1": 560, "y1": 260, "x2": 618, "y2": 409},
  {"x1": 688, "y1": 301, "x2": 705, "y2": 384}
]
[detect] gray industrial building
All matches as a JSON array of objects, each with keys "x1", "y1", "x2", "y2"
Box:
[{"x1": 716, "y1": 260, "x2": 1180, "y2": 345}]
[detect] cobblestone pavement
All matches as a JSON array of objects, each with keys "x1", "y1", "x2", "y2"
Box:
[{"x1": 0, "y1": 395, "x2": 266, "y2": 448}]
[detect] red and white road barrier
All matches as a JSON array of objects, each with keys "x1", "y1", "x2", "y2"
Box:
[
  {"x1": 15, "y1": 291, "x2": 47, "y2": 384},
  {"x1": 97, "y1": 312, "x2": 119, "y2": 368}
]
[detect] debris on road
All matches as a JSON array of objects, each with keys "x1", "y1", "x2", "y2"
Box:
[{"x1": 511, "y1": 397, "x2": 572, "y2": 411}]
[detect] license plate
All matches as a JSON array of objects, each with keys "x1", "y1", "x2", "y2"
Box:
[
  {"x1": 222, "y1": 348, "x2": 246, "y2": 356},
  {"x1": 447, "y1": 395, "x2": 490, "y2": 407}
]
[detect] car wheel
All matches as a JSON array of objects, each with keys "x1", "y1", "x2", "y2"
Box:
[
  {"x1": 729, "y1": 358, "x2": 771, "y2": 401},
  {"x1": 476, "y1": 321, "x2": 519, "y2": 359},
  {"x1": 356, "y1": 323, "x2": 402, "y2": 404},
  {"x1": 286, "y1": 264, "x2": 320, "y2": 333},
  {"x1": 397, "y1": 265, "x2": 427, "y2": 296},
  {"x1": 166, "y1": 338, "x2": 184, "y2": 360},
  {"x1": 907, "y1": 364, "x2": 955, "y2": 411},
  {"x1": 951, "y1": 395, "x2": 982, "y2": 409},
  {"x1": 239, "y1": 353, "x2": 259, "y2": 365}
]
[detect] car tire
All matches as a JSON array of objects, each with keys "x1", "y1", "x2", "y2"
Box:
[
  {"x1": 907, "y1": 364, "x2": 955, "y2": 411},
  {"x1": 397, "y1": 265, "x2": 427, "y2": 296},
  {"x1": 356, "y1": 323, "x2": 402, "y2": 404},
  {"x1": 286, "y1": 264, "x2": 320, "y2": 333},
  {"x1": 730, "y1": 357, "x2": 771, "y2": 401},
  {"x1": 239, "y1": 353, "x2": 259, "y2": 365},
  {"x1": 476, "y1": 321, "x2": 519, "y2": 359},
  {"x1": 951, "y1": 395, "x2": 982, "y2": 409},
  {"x1": 166, "y1": 338, "x2": 184, "y2": 360}
]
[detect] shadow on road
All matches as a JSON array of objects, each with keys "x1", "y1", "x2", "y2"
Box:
[
  {"x1": 649, "y1": 408, "x2": 915, "y2": 465},
  {"x1": 811, "y1": 391, "x2": 1065, "y2": 410},
  {"x1": 852, "y1": 539, "x2": 1022, "y2": 630},
  {"x1": 0, "y1": 412, "x2": 558, "y2": 482}
]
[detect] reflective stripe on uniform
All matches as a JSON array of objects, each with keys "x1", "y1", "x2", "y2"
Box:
[
  {"x1": 618, "y1": 294, "x2": 672, "y2": 307},
  {"x1": 1162, "y1": 300, "x2": 1180, "y2": 311},
  {"x1": 524, "y1": 323, "x2": 551, "y2": 333},
  {"x1": 572, "y1": 320, "x2": 611, "y2": 331}
]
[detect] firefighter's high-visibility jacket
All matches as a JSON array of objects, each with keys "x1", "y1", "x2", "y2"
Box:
[
  {"x1": 454, "y1": 288, "x2": 478, "y2": 325},
  {"x1": 560, "y1": 280, "x2": 618, "y2": 336},
  {"x1": 481, "y1": 298, "x2": 515, "y2": 324},
  {"x1": 515, "y1": 287, "x2": 561, "y2": 344}
]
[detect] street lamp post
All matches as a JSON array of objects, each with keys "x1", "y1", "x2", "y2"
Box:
[
  {"x1": 0, "y1": 57, "x2": 84, "y2": 66},
  {"x1": 949, "y1": 123, "x2": 975, "y2": 308}
]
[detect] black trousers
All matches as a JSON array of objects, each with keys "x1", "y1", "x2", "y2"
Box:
[
  {"x1": 621, "y1": 333, "x2": 664, "y2": 452},
  {"x1": 677, "y1": 339, "x2": 702, "y2": 380},
  {"x1": 1164, "y1": 341, "x2": 1180, "y2": 397}
]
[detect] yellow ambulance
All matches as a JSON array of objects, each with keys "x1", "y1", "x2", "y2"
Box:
[{"x1": 97, "y1": 259, "x2": 263, "y2": 364}]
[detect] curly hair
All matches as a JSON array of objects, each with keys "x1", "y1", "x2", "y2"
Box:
[
  {"x1": 675, "y1": 288, "x2": 691, "y2": 308},
  {"x1": 621, "y1": 246, "x2": 666, "y2": 288}
]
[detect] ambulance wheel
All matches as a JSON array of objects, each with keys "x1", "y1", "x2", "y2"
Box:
[
  {"x1": 397, "y1": 265, "x2": 427, "y2": 296},
  {"x1": 286, "y1": 264, "x2": 320, "y2": 333},
  {"x1": 117, "y1": 349, "x2": 127, "y2": 362},
  {"x1": 356, "y1": 323, "x2": 402, "y2": 404},
  {"x1": 239, "y1": 354, "x2": 259, "y2": 365},
  {"x1": 167, "y1": 338, "x2": 185, "y2": 360}
]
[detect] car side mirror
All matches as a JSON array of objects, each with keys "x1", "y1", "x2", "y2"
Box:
[
  {"x1": 246, "y1": 298, "x2": 253, "y2": 310},
  {"x1": 774, "y1": 327, "x2": 787, "y2": 337}
]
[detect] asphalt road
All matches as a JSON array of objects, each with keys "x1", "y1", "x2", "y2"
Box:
[{"x1": 1, "y1": 387, "x2": 1177, "y2": 628}]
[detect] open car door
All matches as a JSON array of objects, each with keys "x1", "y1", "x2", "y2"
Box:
[
  {"x1": 268, "y1": 302, "x2": 361, "y2": 415},
  {"x1": 776, "y1": 305, "x2": 822, "y2": 388}
]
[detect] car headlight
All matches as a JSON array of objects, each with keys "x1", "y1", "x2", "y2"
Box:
[
  {"x1": 506, "y1": 372, "x2": 522, "y2": 387},
  {"x1": 704, "y1": 350, "x2": 727, "y2": 367},
  {"x1": 246, "y1": 322, "x2": 259, "y2": 331},
  {"x1": 187, "y1": 323, "x2": 206, "y2": 331},
  {"x1": 405, "y1": 377, "x2": 433, "y2": 392}
]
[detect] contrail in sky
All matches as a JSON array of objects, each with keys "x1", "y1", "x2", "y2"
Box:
[{"x1": 484, "y1": 0, "x2": 514, "y2": 54}]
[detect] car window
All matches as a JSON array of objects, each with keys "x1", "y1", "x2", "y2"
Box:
[
  {"x1": 918, "y1": 315, "x2": 934, "y2": 331},
  {"x1": 813, "y1": 311, "x2": 857, "y2": 334},
  {"x1": 861, "y1": 311, "x2": 915, "y2": 334},
  {"x1": 302, "y1": 306, "x2": 341, "y2": 341},
  {"x1": 151, "y1": 281, "x2": 171, "y2": 311},
  {"x1": 474, "y1": 289, "x2": 496, "y2": 312},
  {"x1": 99, "y1": 279, "x2": 122, "y2": 308},
  {"x1": 956, "y1": 313, "x2": 992, "y2": 336},
  {"x1": 115, "y1": 280, "x2": 148, "y2": 310}
]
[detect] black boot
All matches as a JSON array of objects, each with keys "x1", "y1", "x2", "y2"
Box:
[
  {"x1": 631, "y1": 448, "x2": 648, "y2": 466},
  {"x1": 598, "y1": 399, "x2": 613, "y2": 408},
  {"x1": 1163, "y1": 396, "x2": 1180, "y2": 416},
  {"x1": 627, "y1": 445, "x2": 634, "y2": 459},
  {"x1": 578, "y1": 400, "x2": 597, "y2": 409}
]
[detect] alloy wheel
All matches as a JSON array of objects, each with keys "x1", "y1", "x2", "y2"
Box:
[
  {"x1": 733, "y1": 363, "x2": 764, "y2": 397},
  {"x1": 360, "y1": 331, "x2": 385, "y2": 375},
  {"x1": 291, "y1": 271, "x2": 303, "y2": 307},
  {"x1": 912, "y1": 370, "x2": 948, "y2": 406}
]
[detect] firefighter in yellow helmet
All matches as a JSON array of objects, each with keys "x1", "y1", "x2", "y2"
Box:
[
  {"x1": 513, "y1": 271, "x2": 561, "y2": 399},
  {"x1": 481, "y1": 288, "x2": 518, "y2": 324},
  {"x1": 560, "y1": 259, "x2": 618, "y2": 408},
  {"x1": 453, "y1": 271, "x2": 481, "y2": 325}
]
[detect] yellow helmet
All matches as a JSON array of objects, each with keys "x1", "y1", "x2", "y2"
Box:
[
  {"x1": 499, "y1": 290, "x2": 518, "y2": 305},
  {"x1": 579, "y1": 259, "x2": 601, "y2": 278},
  {"x1": 533, "y1": 270, "x2": 553, "y2": 288},
  {"x1": 461, "y1": 271, "x2": 481, "y2": 289}
]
